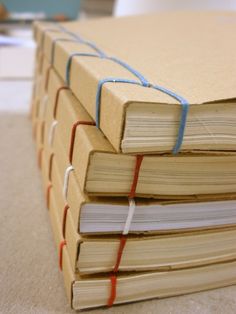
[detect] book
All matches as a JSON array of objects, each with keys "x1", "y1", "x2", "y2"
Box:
[
  {"x1": 33, "y1": 11, "x2": 236, "y2": 154},
  {"x1": 50, "y1": 139, "x2": 236, "y2": 235},
  {"x1": 48, "y1": 173, "x2": 236, "y2": 275},
  {"x1": 49, "y1": 86, "x2": 236, "y2": 199},
  {"x1": 31, "y1": 11, "x2": 236, "y2": 311},
  {"x1": 49, "y1": 201, "x2": 236, "y2": 310},
  {"x1": 32, "y1": 65, "x2": 236, "y2": 200}
]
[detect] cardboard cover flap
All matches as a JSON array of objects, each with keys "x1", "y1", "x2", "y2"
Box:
[{"x1": 38, "y1": 11, "x2": 236, "y2": 105}]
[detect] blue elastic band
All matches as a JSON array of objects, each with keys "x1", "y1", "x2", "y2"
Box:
[
  {"x1": 50, "y1": 38, "x2": 82, "y2": 65},
  {"x1": 65, "y1": 53, "x2": 149, "y2": 87},
  {"x1": 150, "y1": 84, "x2": 189, "y2": 154},
  {"x1": 106, "y1": 57, "x2": 149, "y2": 86},
  {"x1": 65, "y1": 52, "x2": 101, "y2": 86},
  {"x1": 95, "y1": 78, "x2": 142, "y2": 130},
  {"x1": 55, "y1": 23, "x2": 106, "y2": 57},
  {"x1": 40, "y1": 28, "x2": 61, "y2": 50},
  {"x1": 96, "y1": 79, "x2": 189, "y2": 154}
]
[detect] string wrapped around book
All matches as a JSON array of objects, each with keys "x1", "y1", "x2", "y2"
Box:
[
  {"x1": 64, "y1": 52, "x2": 189, "y2": 155},
  {"x1": 107, "y1": 155, "x2": 143, "y2": 307}
]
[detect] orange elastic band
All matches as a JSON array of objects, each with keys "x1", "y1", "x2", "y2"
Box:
[
  {"x1": 38, "y1": 147, "x2": 43, "y2": 169},
  {"x1": 62, "y1": 205, "x2": 69, "y2": 238},
  {"x1": 48, "y1": 153, "x2": 54, "y2": 181},
  {"x1": 107, "y1": 235, "x2": 127, "y2": 307},
  {"x1": 69, "y1": 121, "x2": 95, "y2": 163},
  {"x1": 45, "y1": 65, "x2": 52, "y2": 92},
  {"x1": 129, "y1": 155, "x2": 143, "y2": 198},
  {"x1": 46, "y1": 183, "x2": 52, "y2": 209},
  {"x1": 59, "y1": 240, "x2": 67, "y2": 271},
  {"x1": 107, "y1": 275, "x2": 117, "y2": 307},
  {"x1": 113, "y1": 235, "x2": 127, "y2": 273},
  {"x1": 53, "y1": 86, "x2": 69, "y2": 119}
]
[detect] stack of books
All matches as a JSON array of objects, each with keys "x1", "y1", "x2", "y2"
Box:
[{"x1": 31, "y1": 11, "x2": 236, "y2": 310}]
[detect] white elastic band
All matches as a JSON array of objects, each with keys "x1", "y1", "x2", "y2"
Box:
[
  {"x1": 48, "y1": 120, "x2": 58, "y2": 147},
  {"x1": 40, "y1": 94, "x2": 49, "y2": 118},
  {"x1": 63, "y1": 165, "x2": 74, "y2": 201},
  {"x1": 123, "y1": 198, "x2": 136, "y2": 235}
]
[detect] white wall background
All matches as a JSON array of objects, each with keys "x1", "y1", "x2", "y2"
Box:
[{"x1": 114, "y1": 0, "x2": 236, "y2": 16}]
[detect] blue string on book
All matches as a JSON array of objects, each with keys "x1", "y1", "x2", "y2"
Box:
[
  {"x1": 49, "y1": 24, "x2": 189, "y2": 154},
  {"x1": 65, "y1": 53, "x2": 148, "y2": 87}
]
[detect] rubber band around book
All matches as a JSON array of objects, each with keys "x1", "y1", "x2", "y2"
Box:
[
  {"x1": 63, "y1": 165, "x2": 74, "y2": 201},
  {"x1": 41, "y1": 23, "x2": 190, "y2": 153},
  {"x1": 65, "y1": 55, "x2": 188, "y2": 154},
  {"x1": 40, "y1": 28, "x2": 61, "y2": 50},
  {"x1": 53, "y1": 86, "x2": 69, "y2": 118},
  {"x1": 62, "y1": 205, "x2": 70, "y2": 239},
  {"x1": 48, "y1": 120, "x2": 58, "y2": 147},
  {"x1": 59, "y1": 240, "x2": 67, "y2": 271},
  {"x1": 129, "y1": 155, "x2": 143, "y2": 198},
  {"x1": 46, "y1": 183, "x2": 52, "y2": 209},
  {"x1": 47, "y1": 86, "x2": 69, "y2": 148},
  {"x1": 50, "y1": 38, "x2": 82, "y2": 66},
  {"x1": 69, "y1": 121, "x2": 96, "y2": 163},
  {"x1": 107, "y1": 275, "x2": 117, "y2": 307},
  {"x1": 107, "y1": 237, "x2": 127, "y2": 307},
  {"x1": 107, "y1": 155, "x2": 143, "y2": 306}
]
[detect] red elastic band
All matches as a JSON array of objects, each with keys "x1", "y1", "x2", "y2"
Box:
[
  {"x1": 62, "y1": 205, "x2": 69, "y2": 238},
  {"x1": 113, "y1": 235, "x2": 127, "y2": 273},
  {"x1": 38, "y1": 147, "x2": 43, "y2": 169},
  {"x1": 107, "y1": 235, "x2": 127, "y2": 307},
  {"x1": 59, "y1": 240, "x2": 67, "y2": 271},
  {"x1": 44, "y1": 65, "x2": 52, "y2": 92},
  {"x1": 46, "y1": 183, "x2": 52, "y2": 209},
  {"x1": 69, "y1": 121, "x2": 95, "y2": 163},
  {"x1": 53, "y1": 86, "x2": 69, "y2": 119},
  {"x1": 129, "y1": 155, "x2": 143, "y2": 198},
  {"x1": 48, "y1": 153, "x2": 54, "y2": 181},
  {"x1": 107, "y1": 275, "x2": 117, "y2": 307}
]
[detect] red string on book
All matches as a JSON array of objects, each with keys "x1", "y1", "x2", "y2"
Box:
[
  {"x1": 53, "y1": 86, "x2": 69, "y2": 119},
  {"x1": 129, "y1": 155, "x2": 143, "y2": 198},
  {"x1": 37, "y1": 147, "x2": 43, "y2": 169},
  {"x1": 48, "y1": 153, "x2": 54, "y2": 181},
  {"x1": 107, "y1": 275, "x2": 117, "y2": 307},
  {"x1": 69, "y1": 121, "x2": 95, "y2": 163},
  {"x1": 107, "y1": 156, "x2": 143, "y2": 306},
  {"x1": 46, "y1": 183, "x2": 52, "y2": 209},
  {"x1": 107, "y1": 235, "x2": 127, "y2": 306},
  {"x1": 113, "y1": 235, "x2": 127, "y2": 273},
  {"x1": 62, "y1": 204, "x2": 70, "y2": 238},
  {"x1": 59, "y1": 240, "x2": 67, "y2": 271}
]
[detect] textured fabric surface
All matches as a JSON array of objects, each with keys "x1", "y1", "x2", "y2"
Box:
[{"x1": 1, "y1": 113, "x2": 236, "y2": 314}]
